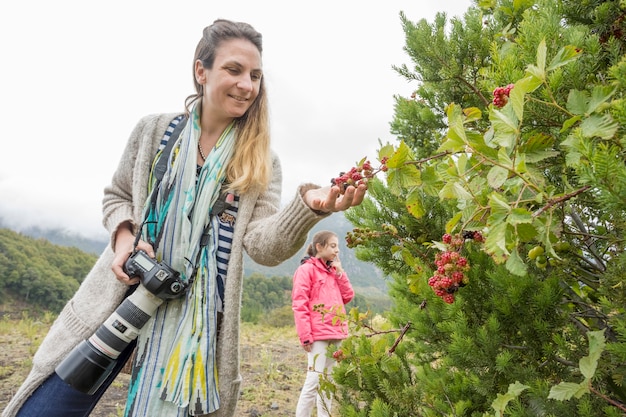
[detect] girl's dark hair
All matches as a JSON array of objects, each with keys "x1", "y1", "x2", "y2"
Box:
[{"x1": 306, "y1": 231, "x2": 338, "y2": 257}]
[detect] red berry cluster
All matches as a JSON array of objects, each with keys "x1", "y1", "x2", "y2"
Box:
[
  {"x1": 427, "y1": 231, "x2": 483, "y2": 304},
  {"x1": 332, "y1": 349, "x2": 345, "y2": 362},
  {"x1": 332, "y1": 157, "x2": 388, "y2": 194},
  {"x1": 492, "y1": 84, "x2": 514, "y2": 108}
]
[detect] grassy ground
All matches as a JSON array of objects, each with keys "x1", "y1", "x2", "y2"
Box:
[{"x1": 0, "y1": 308, "x2": 310, "y2": 417}]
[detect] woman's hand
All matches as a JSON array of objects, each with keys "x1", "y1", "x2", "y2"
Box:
[
  {"x1": 111, "y1": 222, "x2": 155, "y2": 286},
  {"x1": 304, "y1": 183, "x2": 367, "y2": 214}
]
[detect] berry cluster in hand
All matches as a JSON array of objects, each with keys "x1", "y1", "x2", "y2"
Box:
[
  {"x1": 492, "y1": 84, "x2": 514, "y2": 108},
  {"x1": 427, "y1": 231, "x2": 483, "y2": 304},
  {"x1": 331, "y1": 157, "x2": 388, "y2": 194}
]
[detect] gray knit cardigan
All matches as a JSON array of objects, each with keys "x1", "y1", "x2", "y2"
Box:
[{"x1": 2, "y1": 113, "x2": 327, "y2": 417}]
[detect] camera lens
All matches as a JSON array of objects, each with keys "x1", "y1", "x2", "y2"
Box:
[{"x1": 55, "y1": 285, "x2": 164, "y2": 394}]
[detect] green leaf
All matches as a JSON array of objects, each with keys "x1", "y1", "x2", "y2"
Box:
[
  {"x1": 463, "y1": 106, "x2": 482, "y2": 122},
  {"x1": 497, "y1": 147, "x2": 514, "y2": 168},
  {"x1": 515, "y1": 223, "x2": 538, "y2": 242},
  {"x1": 548, "y1": 382, "x2": 589, "y2": 401},
  {"x1": 580, "y1": 329, "x2": 606, "y2": 379},
  {"x1": 378, "y1": 144, "x2": 395, "y2": 161},
  {"x1": 439, "y1": 181, "x2": 473, "y2": 200},
  {"x1": 547, "y1": 45, "x2": 581, "y2": 71},
  {"x1": 579, "y1": 356, "x2": 597, "y2": 380},
  {"x1": 520, "y1": 132, "x2": 558, "y2": 163},
  {"x1": 526, "y1": 64, "x2": 544, "y2": 81},
  {"x1": 515, "y1": 154, "x2": 528, "y2": 174},
  {"x1": 566, "y1": 90, "x2": 589, "y2": 116},
  {"x1": 386, "y1": 141, "x2": 412, "y2": 168},
  {"x1": 525, "y1": 39, "x2": 547, "y2": 80},
  {"x1": 508, "y1": 74, "x2": 542, "y2": 121},
  {"x1": 487, "y1": 166, "x2": 508, "y2": 189},
  {"x1": 398, "y1": 164, "x2": 423, "y2": 187},
  {"x1": 489, "y1": 192, "x2": 511, "y2": 213},
  {"x1": 405, "y1": 188, "x2": 425, "y2": 218},
  {"x1": 507, "y1": 208, "x2": 533, "y2": 225},
  {"x1": 587, "y1": 330, "x2": 606, "y2": 361},
  {"x1": 516, "y1": 74, "x2": 542, "y2": 94},
  {"x1": 490, "y1": 381, "x2": 529, "y2": 414},
  {"x1": 386, "y1": 163, "x2": 422, "y2": 194},
  {"x1": 490, "y1": 106, "x2": 519, "y2": 149},
  {"x1": 491, "y1": 107, "x2": 518, "y2": 131},
  {"x1": 580, "y1": 114, "x2": 619, "y2": 139},
  {"x1": 420, "y1": 165, "x2": 442, "y2": 196},
  {"x1": 407, "y1": 273, "x2": 423, "y2": 294},
  {"x1": 445, "y1": 212, "x2": 463, "y2": 234},
  {"x1": 505, "y1": 248, "x2": 528, "y2": 276},
  {"x1": 455, "y1": 153, "x2": 469, "y2": 176},
  {"x1": 467, "y1": 131, "x2": 499, "y2": 158},
  {"x1": 587, "y1": 85, "x2": 616, "y2": 114},
  {"x1": 509, "y1": 81, "x2": 525, "y2": 121},
  {"x1": 485, "y1": 221, "x2": 509, "y2": 259},
  {"x1": 439, "y1": 103, "x2": 467, "y2": 152},
  {"x1": 561, "y1": 115, "x2": 582, "y2": 132}
]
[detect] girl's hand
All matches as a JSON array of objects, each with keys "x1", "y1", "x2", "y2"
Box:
[{"x1": 331, "y1": 257, "x2": 344, "y2": 275}]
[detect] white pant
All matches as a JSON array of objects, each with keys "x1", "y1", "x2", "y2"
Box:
[{"x1": 295, "y1": 340, "x2": 337, "y2": 417}]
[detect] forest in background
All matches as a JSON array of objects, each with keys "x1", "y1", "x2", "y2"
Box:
[{"x1": 0, "y1": 225, "x2": 390, "y2": 320}]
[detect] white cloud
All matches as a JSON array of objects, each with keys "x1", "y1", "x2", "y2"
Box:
[{"x1": 0, "y1": 0, "x2": 471, "y2": 238}]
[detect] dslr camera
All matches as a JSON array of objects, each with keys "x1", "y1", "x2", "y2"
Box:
[
  {"x1": 55, "y1": 250, "x2": 188, "y2": 394},
  {"x1": 123, "y1": 250, "x2": 187, "y2": 299}
]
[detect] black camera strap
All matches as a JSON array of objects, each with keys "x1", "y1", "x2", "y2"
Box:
[
  {"x1": 153, "y1": 115, "x2": 188, "y2": 183},
  {"x1": 135, "y1": 115, "x2": 234, "y2": 272},
  {"x1": 133, "y1": 115, "x2": 188, "y2": 251}
]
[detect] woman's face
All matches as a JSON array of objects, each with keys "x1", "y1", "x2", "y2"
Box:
[
  {"x1": 196, "y1": 38, "x2": 262, "y2": 120},
  {"x1": 316, "y1": 236, "x2": 340, "y2": 263}
]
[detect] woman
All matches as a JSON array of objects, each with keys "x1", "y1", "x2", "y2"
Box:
[
  {"x1": 291, "y1": 230, "x2": 355, "y2": 417},
  {"x1": 3, "y1": 19, "x2": 365, "y2": 417}
]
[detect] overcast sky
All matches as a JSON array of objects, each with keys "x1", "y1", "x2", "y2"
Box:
[{"x1": 0, "y1": 0, "x2": 472, "y2": 238}]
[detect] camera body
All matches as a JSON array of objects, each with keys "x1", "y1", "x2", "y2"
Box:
[{"x1": 123, "y1": 250, "x2": 187, "y2": 299}]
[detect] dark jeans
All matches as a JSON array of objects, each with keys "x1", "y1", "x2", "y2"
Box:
[{"x1": 16, "y1": 341, "x2": 136, "y2": 417}]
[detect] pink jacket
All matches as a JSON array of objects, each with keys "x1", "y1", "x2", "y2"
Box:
[{"x1": 291, "y1": 256, "x2": 355, "y2": 346}]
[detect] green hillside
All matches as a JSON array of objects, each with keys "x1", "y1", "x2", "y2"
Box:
[
  {"x1": 2, "y1": 213, "x2": 389, "y2": 294},
  {"x1": 0, "y1": 228, "x2": 97, "y2": 313},
  {"x1": 0, "y1": 216, "x2": 390, "y2": 316}
]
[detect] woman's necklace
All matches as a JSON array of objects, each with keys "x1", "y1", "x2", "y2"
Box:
[{"x1": 198, "y1": 142, "x2": 208, "y2": 161}]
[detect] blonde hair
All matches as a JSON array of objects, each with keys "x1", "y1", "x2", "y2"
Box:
[{"x1": 185, "y1": 19, "x2": 272, "y2": 194}]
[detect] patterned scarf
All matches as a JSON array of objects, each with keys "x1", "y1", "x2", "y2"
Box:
[{"x1": 135, "y1": 101, "x2": 236, "y2": 415}]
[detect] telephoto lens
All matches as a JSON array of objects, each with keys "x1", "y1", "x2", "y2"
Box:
[
  {"x1": 56, "y1": 250, "x2": 186, "y2": 393},
  {"x1": 55, "y1": 284, "x2": 164, "y2": 394}
]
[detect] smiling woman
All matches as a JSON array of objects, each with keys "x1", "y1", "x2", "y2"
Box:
[{"x1": 2, "y1": 18, "x2": 366, "y2": 417}]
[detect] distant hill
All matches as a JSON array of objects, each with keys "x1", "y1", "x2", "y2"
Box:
[{"x1": 0, "y1": 213, "x2": 389, "y2": 296}]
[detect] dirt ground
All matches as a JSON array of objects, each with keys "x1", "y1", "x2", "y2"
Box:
[{"x1": 1, "y1": 315, "x2": 309, "y2": 417}]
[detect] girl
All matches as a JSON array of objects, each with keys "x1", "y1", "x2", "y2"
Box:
[{"x1": 291, "y1": 230, "x2": 355, "y2": 417}]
